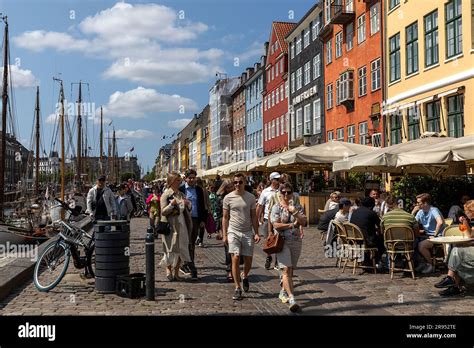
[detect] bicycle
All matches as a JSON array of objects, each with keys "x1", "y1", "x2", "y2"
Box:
[{"x1": 33, "y1": 198, "x2": 95, "y2": 292}]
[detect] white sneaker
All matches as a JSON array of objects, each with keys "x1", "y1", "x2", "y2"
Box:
[
  {"x1": 421, "y1": 263, "x2": 434, "y2": 274},
  {"x1": 288, "y1": 296, "x2": 300, "y2": 312},
  {"x1": 279, "y1": 290, "x2": 289, "y2": 304}
]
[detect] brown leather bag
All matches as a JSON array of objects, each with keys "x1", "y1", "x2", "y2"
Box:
[{"x1": 263, "y1": 232, "x2": 284, "y2": 254}]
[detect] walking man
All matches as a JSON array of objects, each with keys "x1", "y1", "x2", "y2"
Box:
[
  {"x1": 179, "y1": 169, "x2": 208, "y2": 280},
  {"x1": 86, "y1": 175, "x2": 117, "y2": 231},
  {"x1": 222, "y1": 173, "x2": 261, "y2": 300},
  {"x1": 256, "y1": 172, "x2": 280, "y2": 269}
]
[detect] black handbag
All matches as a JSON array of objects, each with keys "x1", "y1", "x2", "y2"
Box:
[{"x1": 156, "y1": 221, "x2": 171, "y2": 235}]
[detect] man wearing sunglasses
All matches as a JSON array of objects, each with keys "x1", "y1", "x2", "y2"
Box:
[{"x1": 222, "y1": 173, "x2": 261, "y2": 300}]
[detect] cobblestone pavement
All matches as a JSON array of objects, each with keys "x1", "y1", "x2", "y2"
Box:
[{"x1": 0, "y1": 218, "x2": 472, "y2": 315}]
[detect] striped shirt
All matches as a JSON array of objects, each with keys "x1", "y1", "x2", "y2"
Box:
[{"x1": 381, "y1": 208, "x2": 418, "y2": 231}]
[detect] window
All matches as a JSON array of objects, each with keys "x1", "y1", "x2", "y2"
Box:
[
  {"x1": 296, "y1": 36, "x2": 302, "y2": 55},
  {"x1": 336, "y1": 31, "x2": 343, "y2": 58},
  {"x1": 271, "y1": 119, "x2": 275, "y2": 139},
  {"x1": 280, "y1": 115, "x2": 285, "y2": 134},
  {"x1": 304, "y1": 61, "x2": 311, "y2": 85},
  {"x1": 389, "y1": 0, "x2": 400, "y2": 10},
  {"x1": 389, "y1": 33, "x2": 401, "y2": 82},
  {"x1": 346, "y1": 0, "x2": 353, "y2": 12},
  {"x1": 296, "y1": 67, "x2": 303, "y2": 90},
  {"x1": 371, "y1": 58, "x2": 381, "y2": 91},
  {"x1": 290, "y1": 42, "x2": 295, "y2": 59},
  {"x1": 304, "y1": 28, "x2": 310, "y2": 48},
  {"x1": 285, "y1": 81, "x2": 289, "y2": 99},
  {"x1": 336, "y1": 128, "x2": 344, "y2": 141},
  {"x1": 276, "y1": 117, "x2": 280, "y2": 137},
  {"x1": 313, "y1": 99, "x2": 321, "y2": 134},
  {"x1": 426, "y1": 100, "x2": 441, "y2": 133},
  {"x1": 357, "y1": 14, "x2": 366, "y2": 44},
  {"x1": 390, "y1": 113, "x2": 402, "y2": 144},
  {"x1": 407, "y1": 107, "x2": 420, "y2": 140},
  {"x1": 327, "y1": 84, "x2": 333, "y2": 109},
  {"x1": 447, "y1": 94, "x2": 464, "y2": 137},
  {"x1": 275, "y1": 61, "x2": 279, "y2": 77},
  {"x1": 280, "y1": 85, "x2": 284, "y2": 102},
  {"x1": 296, "y1": 108, "x2": 303, "y2": 139},
  {"x1": 359, "y1": 122, "x2": 368, "y2": 144},
  {"x1": 264, "y1": 97, "x2": 267, "y2": 111},
  {"x1": 406, "y1": 22, "x2": 419, "y2": 75},
  {"x1": 424, "y1": 10, "x2": 439, "y2": 67},
  {"x1": 271, "y1": 66, "x2": 274, "y2": 81},
  {"x1": 445, "y1": 0, "x2": 462, "y2": 58},
  {"x1": 358, "y1": 66, "x2": 367, "y2": 96},
  {"x1": 264, "y1": 123, "x2": 268, "y2": 141},
  {"x1": 280, "y1": 58, "x2": 284, "y2": 74},
  {"x1": 348, "y1": 125, "x2": 355, "y2": 143},
  {"x1": 304, "y1": 104, "x2": 312, "y2": 135},
  {"x1": 325, "y1": 0, "x2": 331, "y2": 24},
  {"x1": 339, "y1": 71, "x2": 354, "y2": 102},
  {"x1": 370, "y1": 3, "x2": 380, "y2": 35},
  {"x1": 336, "y1": 79, "x2": 340, "y2": 105},
  {"x1": 271, "y1": 90, "x2": 275, "y2": 106},
  {"x1": 291, "y1": 113, "x2": 296, "y2": 140},
  {"x1": 326, "y1": 39, "x2": 332, "y2": 64},
  {"x1": 327, "y1": 130, "x2": 334, "y2": 141},
  {"x1": 291, "y1": 73, "x2": 295, "y2": 94},
  {"x1": 346, "y1": 22, "x2": 354, "y2": 51},
  {"x1": 313, "y1": 54, "x2": 321, "y2": 80},
  {"x1": 267, "y1": 70, "x2": 271, "y2": 82},
  {"x1": 312, "y1": 19, "x2": 320, "y2": 40},
  {"x1": 275, "y1": 88, "x2": 279, "y2": 104}
]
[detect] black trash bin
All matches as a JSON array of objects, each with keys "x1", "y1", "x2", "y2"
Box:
[{"x1": 94, "y1": 220, "x2": 130, "y2": 293}]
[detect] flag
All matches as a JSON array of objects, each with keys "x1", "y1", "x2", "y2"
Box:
[{"x1": 130, "y1": 147, "x2": 134, "y2": 152}]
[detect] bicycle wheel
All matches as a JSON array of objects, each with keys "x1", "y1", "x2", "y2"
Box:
[
  {"x1": 34, "y1": 240, "x2": 70, "y2": 292},
  {"x1": 85, "y1": 244, "x2": 96, "y2": 278}
]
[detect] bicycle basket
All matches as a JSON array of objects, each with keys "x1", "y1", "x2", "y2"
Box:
[{"x1": 59, "y1": 225, "x2": 87, "y2": 246}]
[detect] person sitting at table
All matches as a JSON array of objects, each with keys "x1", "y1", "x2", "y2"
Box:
[
  {"x1": 334, "y1": 198, "x2": 352, "y2": 224},
  {"x1": 448, "y1": 194, "x2": 470, "y2": 224},
  {"x1": 411, "y1": 193, "x2": 445, "y2": 274},
  {"x1": 435, "y1": 200, "x2": 474, "y2": 296},
  {"x1": 324, "y1": 191, "x2": 341, "y2": 211},
  {"x1": 349, "y1": 197, "x2": 384, "y2": 267},
  {"x1": 381, "y1": 195, "x2": 419, "y2": 234}
]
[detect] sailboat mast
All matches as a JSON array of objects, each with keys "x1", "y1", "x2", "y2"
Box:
[
  {"x1": 35, "y1": 86, "x2": 40, "y2": 194},
  {"x1": 59, "y1": 80, "x2": 65, "y2": 202},
  {"x1": 112, "y1": 128, "x2": 116, "y2": 183},
  {"x1": 100, "y1": 106, "x2": 103, "y2": 175},
  {"x1": 0, "y1": 16, "x2": 9, "y2": 218},
  {"x1": 77, "y1": 81, "x2": 82, "y2": 185}
]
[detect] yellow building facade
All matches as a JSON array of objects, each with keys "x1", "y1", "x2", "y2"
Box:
[{"x1": 384, "y1": 0, "x2": 473, "y2": 144}]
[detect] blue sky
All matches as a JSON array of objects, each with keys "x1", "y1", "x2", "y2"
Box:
[{"x1": 1, "y1": 0, "x2": 315, "y2": 173}]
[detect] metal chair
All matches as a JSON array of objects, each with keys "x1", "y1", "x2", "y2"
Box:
[
  {"x1": 331, "y1": 220, "x2": 349, "y2": 269},
  {"x1": 342, "y1": 222, "x2": 377, "y2": 274},
  {"x1": 383, "y1": 225, "x2": 416, "y2": 280}
]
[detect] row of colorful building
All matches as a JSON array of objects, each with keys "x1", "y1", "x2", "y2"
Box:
[{"x1": 155, "y1": 0, "x2": 473, "y2": 178}]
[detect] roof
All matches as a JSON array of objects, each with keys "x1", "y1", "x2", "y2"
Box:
[{"x1": 271, "y1": 21, "x2": 296, "y2": 54}]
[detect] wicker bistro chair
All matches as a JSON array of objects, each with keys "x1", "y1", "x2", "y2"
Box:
[
  {"x1": 444, "y1": 218, "x2": 454, "y2": 226},
  {"x1": 318, "y1": 209, "x2": 328, "y2": 240},
  {"x1": 331, "y1": 220, "x2": 350, "y2": 269},
  {"x1": 444, "y1": 225, "x2": 463, "y2": 236},
  {"x1": 383, "y1": 225, "x2": 416, "y2": 280},
  {"x1": 342, "y1": 222, "x2": 377, "y2": 274}
]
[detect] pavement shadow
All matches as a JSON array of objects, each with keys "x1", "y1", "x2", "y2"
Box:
[
  {"x1": 297, "y1": 265, "x2": 340, "y2": 271},
  {"x1": 298, "y1": 295, "x2": 367, "y2": 312},
  {"x1": 293, "y1": 278, "x2": 358, "y2": 288}
]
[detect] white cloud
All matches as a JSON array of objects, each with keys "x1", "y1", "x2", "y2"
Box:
[
  {"x1": 235, "y1": 41, "x2": 264, "y2": 63},
  {"x1": 115, "y1": 129, "x2": 154, "y2": 138},
  {"x1": 45, "y1": 113, "x2": 59, "y2": 124},
  {"x1": 168, "y1": 118, "x2": 191, "y2": 129},
  {"x1": 0, "y1": 65, "x2": 38, "y2": 89},
  {"x1": 102, "y1": 86, "x2": 198, "y2": 118},
  {"x1": 12, "y1": 2, "x2": 220, "y2": 86}
]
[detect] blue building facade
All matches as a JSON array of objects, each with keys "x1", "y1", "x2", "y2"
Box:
[{"x1": 244, "y1": 55, "x2": 266, "y2": 161}]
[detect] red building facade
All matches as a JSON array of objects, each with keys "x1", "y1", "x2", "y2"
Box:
[
  {"x1": 319, "y1": 0, "x2": 383, "y2": 146},
  {"x1": 263, "y1": 22, "x2": 296, "y2": 154}
]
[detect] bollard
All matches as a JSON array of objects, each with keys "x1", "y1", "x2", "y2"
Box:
[{"x1": 145, "y1": 226, "x2": 155, "y2": 301}]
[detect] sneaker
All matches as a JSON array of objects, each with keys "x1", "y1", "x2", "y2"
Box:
[
  {"x1": 264, "y1": 256, "x2": 272, "y2": 270},
  {"x1": 196, "y1": 237, "x2": 202, "y2": 245},
  {"x1": 190, "y1": 269, "x2": 198, "y2": 281},
  {"x1": 232, "y1": 288, "x2": 242, "y2": 300},
  {"x1": 435, "y1": 276, "x2": 455, "y2": 288},
  {"x1": 198, "y1": 242, "x2": 203, "y2": 247},
  {"x1": 279, "y1": 290, "x2": 289, "y2": 304},
  {"x1": 439, "y1": 286, "x2": 464, "y2": 297},
  {"x1": 241, "y1": 273, "x2": 249, "y2": 292},
  {"x1": 273, "y1": 265, "x2": 280, "y2": 271},
  {"x1": 421, "y1": 263, "x2": 434, "y2": 274},
  {"x1": 288, "y1": 297, "x2": 300, "y2": 313},
  {"x1": 179, "y1": 264, "x2": 191, "y2": 276}
]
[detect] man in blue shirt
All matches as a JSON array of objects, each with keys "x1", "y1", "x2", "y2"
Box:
[
  {"x1": 412, "y1": 193, "x2": 445, "y2": 274},
  {"x1": 179, "y1": 169, "x2": 208, "y2": 280}
]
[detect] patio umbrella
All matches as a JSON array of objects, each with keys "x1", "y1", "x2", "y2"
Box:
[
  {"x1": 332, "y1": 137, "x2": 453, "y2": 173},
  {"x1": 222, "y1": 160, "x2": 248, "y2": 176},
  {"x1": 246, "y1": 152, "x2": 282, "y2": 172},
  {"x1": 202, "y1": 162, "x2": 236, "y2": 178},
  {"x1": 268, "y1": 141, "x2": 376, "y2": 168}
]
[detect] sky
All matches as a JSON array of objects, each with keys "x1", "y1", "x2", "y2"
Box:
[{"x1": 0, "y1": 0, "x2": 315, "y2": 174}]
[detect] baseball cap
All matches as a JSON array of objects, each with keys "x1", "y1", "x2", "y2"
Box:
[
  {"x1": 98, "y1": 175, "x2": 106, "y2": 182},
  {"x1": 339, "y1": 198, "x2": 352, "y2": 206},
  {"x1": 269, "y1": 172, "x2": 281, "y2": 180}
]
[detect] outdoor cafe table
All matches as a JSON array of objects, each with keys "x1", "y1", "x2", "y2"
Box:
[{"x1": 428, "y1": 236, "x2": 474, "y2": 263}]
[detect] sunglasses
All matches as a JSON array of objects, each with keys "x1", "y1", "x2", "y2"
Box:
[
  {"x1": 281, "y1": 191, "x2": 293, "y2": 195},
  {"x1": 233, "y1": 181, "x2": 244, "y2": 185}
]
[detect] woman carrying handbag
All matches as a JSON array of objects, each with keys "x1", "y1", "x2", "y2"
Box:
[{"x1": 269, "y1": 183, "x2": 307, "y2": 312}]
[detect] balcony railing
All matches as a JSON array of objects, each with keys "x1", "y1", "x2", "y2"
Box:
[{"x1": 330, "y1": 1, "x2": 355, "y2": 25}]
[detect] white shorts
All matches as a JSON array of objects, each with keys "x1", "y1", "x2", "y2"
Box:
[
  {"x1": 277, "y1": 237, "x2": 302, "y2": 269},
  {"x1": 228, "y1": 230, "x2": 255, "y2": 257}
]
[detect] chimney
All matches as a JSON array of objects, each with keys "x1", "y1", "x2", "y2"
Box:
[
  {"x1": 246, "y1": 67, "x2": 254, "y2": 79},
  {"x1": 264, "y1": 41, "x2": 269, "y2": 56},
  {"x1": 241, "y1": 72, "x2": 247, "y2": 83}
]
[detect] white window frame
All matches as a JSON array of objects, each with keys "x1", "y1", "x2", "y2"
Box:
[
  {"x1": 357, "y1": 14, "x2": 366, "y2": 44},
  {"x1": 296, "y1": 108, "x2": 303, "y2": 139},
  {"x1": 296, "y1": 36, "x2": 302, "y2": 55},
  {"x1": 327, "y1": 84, "x2": 333, "y2": 109},
  {"x1": 304, "y1": 61, "x2": 311, "y2": 85},
  {"x1": 313, "y1": 99, "x2": 321, "y2": 134},
  {"x1": 326, "y1": 39, "x2": 332, "y2": 64},
  {"x1": 296, "y1": 67, "x2": 303, "y2": 90},
  {"x1": 346, "y1": 0, "x2": 354, "y2": 12},
  {"x1": 327, "y1": 130, "x2": 334, "y2": 141},
  {"x1": 371, "y1": 58, "x2": 381, "y2": 91},
  {"x1": 291, "y1": 73, "x2": 295, "y2": 94},
  {"x1": 280, "y1": 115, "x2": 285, "y2": 134},
  {"x1": 276, "y1": 117, "x2": 280, "y2": 137},
  {"x1": 290, "y1": 42, "x2": 295, "y2": 59},
  {"x1": 304, "y1": 104, "x2": 312, "y2": 135},
  {"x1": 336, "y1": 127, "x2": 344, "y2": 141},
  {"x1": 325, "y1": 0, "x2": 331, "y2": 24},
  {"x1": 271, "y1": 119, "x2": 275, "y2": 138},
  {"x1": 358, "y1": 66, "x2": 367, "y2": 96},
  {"x1": 275, "y1": 88, "x2": 279, "y2": 104},
  {"x1": 275, "y1": 60, "x2": 279, "y2": 77},
  {"x1": 291, "y1": 113, "x2": 296, "y2": 140},
  {"x1": 348, "y1": 124, "x2": 355, "y2": 143},
  {"x1": 370, "y1": 2, "x2": 380, "y2": 35},
  {"x1": 339, "y1": 70, "x2": 354, "y2": 102},
  {"x1": 303, "y1": 28, "x2": 310, "y2": 48},
  {"x1": 335, "y1": 31, "x2": 343, "y2": 58},
  {"x1": 313, "y1": 54, "x2": 321, "y2": 80},
  {"x1": 312, "y1": 19, "x2": 320, "y2": 40},
  {"x1": 346, "y1": 22, "x2": 354, "y2": 51},
  {"x1": 359, "y1": 121, "x2": 368, "y2": 144},
  {"x1": 280, "y1": 85, "x2": 284, "y2": 102}
]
